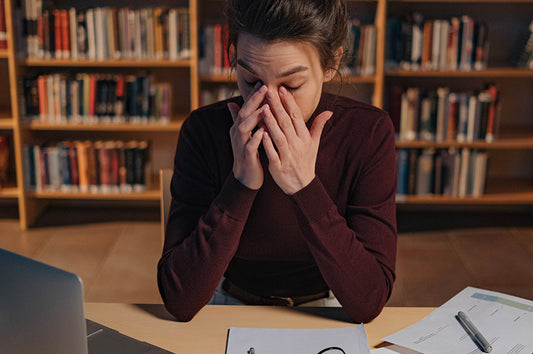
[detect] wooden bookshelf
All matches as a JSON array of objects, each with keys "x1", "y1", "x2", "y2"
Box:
[
  {"x1": 26, "y1": 120, "x2": 185, "y2": 132},
  {"x1": 4, "y1": 0, "x2": 533, "y2": 228},
  {"x1": 24, "y1": 59, "x2": 193, "y2": 68},
  {"x1": 28, "y1": 189, "x2": 160, "y2": 201}
]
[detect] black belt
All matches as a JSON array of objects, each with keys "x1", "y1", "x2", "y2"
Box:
[{"x1": 222, "y1": 279, "x2": 329, "y2": 306}]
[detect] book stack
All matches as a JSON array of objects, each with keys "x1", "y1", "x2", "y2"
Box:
[
  {"x1": 346, "y1": 20, "x2": 377, "y2": 77},
  {"x1": 198, "y1": 24, "x2": 231, "y2": 75},
  {"x1": 22, "y1": 2, "x2": 191, "y2": 61},
  {"x1": 386, "y1": 14, "x2": 488, "y2": 71},
  {"x1": 397, "y1": 147, "x2": 488, "y2": 199},
  {"x1": 388, "y1": 84, "x2": 499, "y2": 143},
  {"x1": 21, "y1": 73, "x2": 171, "y2": 125},
  {"x1": 0, "y1": 134, "x2": 9, "y2": 187},
  {"x1": 200, "y1": 86, "x2": 239, "y2": 107},
  {"x1": 23, "y1": 140, "x2": 149, "y2": 194}
]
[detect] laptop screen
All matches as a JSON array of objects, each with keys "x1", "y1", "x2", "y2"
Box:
[{"x1": 0, "y1": 248, "x2": 89, "y2": 354}]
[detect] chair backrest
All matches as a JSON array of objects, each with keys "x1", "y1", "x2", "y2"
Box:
[{"x1": 160, "y1": 169, "x2": 173, "y2": 245}]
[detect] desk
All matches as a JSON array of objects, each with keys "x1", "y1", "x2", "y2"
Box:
[{"x1": 85, "y1": 304, "x2": 433, "y2": 352}]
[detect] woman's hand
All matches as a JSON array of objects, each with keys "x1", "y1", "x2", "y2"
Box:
[
  {"x1": 262, "y1": 87, "x2": 333, "y2": 195},
  {"x1": 227, "y1": 84, "x2": 268, "y2": 190}
]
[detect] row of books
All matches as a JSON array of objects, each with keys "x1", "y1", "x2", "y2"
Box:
[
  {"x1": 200, "y1": 86, "x2": 239, "y2": 107},
  {"x1": 21, "y1": 73, "x2": 171, "y2": 125},
  {"x1": 198, "y1": 24, "x2": 231, "y2": 76},
  {"x1": 345, "y1": 21, "x2": 377, "y2": 77},
  {"x1": 397, "y1": 147, "x2": 488, "y2": 198},
  {"x1": 23, "y1": 140, "x2": 149, "y2": 193},
  {"x1": 388, "y1": 84, "x2": 499, "y2": 143},
  {"x1": 0, "y1": 0, "x2": 6, "y2": 50},
  {"x1": 22, "y1": 2, "x2": 191, "y2": 61},
  {"x1": 386, "y1": 14, "x2": 488, "y2": 71}
]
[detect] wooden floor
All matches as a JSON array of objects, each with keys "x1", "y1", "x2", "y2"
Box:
[{"x1": 1, "y1": 206, "x2": 532, "y2": 307}]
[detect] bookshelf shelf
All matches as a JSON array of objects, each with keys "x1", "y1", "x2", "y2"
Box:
[
  {"x1": 28, "y1": 189, "x2": 161, "y2": 201},
  {"x1": 25, "y1": 120, "x2": 185, "y2": 132},
  {"x1": 0, "y1": 51, "x2": 9, "y2": 58},
  {"x1": 23, "y1": 59, "x2": 193, "y2": 68},
  {"x1": 200, "y1": 74, "x2": 235, "y2": 83},
  {"x1": 0, "y1": 187, "x2": 19, "y2": 198},
  {"x1": 396, "y1": 137, "x2": 533, "y2": 149},
  {"x1": 386, "y1": 68, "x2": 533, "y2": 78},
  {"x1": 397, "y1": 179, "x2": 533, "y2": 204},
  {"x1": 0, "y1": 118, "x2": 14, "y2": 129}
]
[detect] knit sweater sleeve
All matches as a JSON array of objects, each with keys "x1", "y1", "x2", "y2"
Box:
[
  {"x1": 157, "y1": 112, "x2": 258, "y2": 322},
  {"x1": 291, "y1": 112, "x2": 398, "y2": 323}
]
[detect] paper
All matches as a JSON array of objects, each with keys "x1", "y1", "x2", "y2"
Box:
[
  {"x1": 383, "y1": 286, "x2": 533, "y2": 354},
  {"x1": 226, "y1": 325, "x2": 370, "y2": 354}
]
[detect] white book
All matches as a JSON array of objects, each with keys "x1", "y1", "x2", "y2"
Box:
[
  {"x1": 95, "y1": 8, "x2": 105, "y2": 60},
  {"x1": 411, "y1": 15, "x2": 423, "y2": 70},
  {"x1": 431, "y1": 20, "x2": 441, "y2": 71},
  {"x1": 146, "y1": 9, "x2": 155, "y2": 60},
  {"x1": 169, "y1": 9, "x2": 178, "y2": 61},
  {"x1": 458, "y1": 148, "x2": 470, "y2": 198},
  {"x1": 366, "y1": 26, "x2": 377, "y2": 76},
  {"x1": 472, "y1": 151, "x2": 488, "y2": 197},
  {"x1": 399, "y1": 91, "x2": 410, "y2": 141},
  {"x1": 86, "y1": 9, "x2": 96, "y2": 60},
  {"x1": 71, "y1": 80, "x2": 81, "y2": 124},
  {"x1": 135, "y1": 10, "x2": 142, "y2": 59},
  {"x1": 460, "y1": 16, "x2": 473, "y2": 71},
  {"x1": 439, "y1": 20, "x2": 449, "y2": 71},
  {"x1": 436, "y1": 87, "x2": 449, "y2": 142},
  {"x1": 466, "y1": 95, "x2": 479, "y2": 142},
  {"x1": 405, "y1": 88, "x2": 420, "y2": 141},
  {"x1": 47, "y1": 147, "x2": 61, "y2": 190},
  {"x1": 69, "y1": 8, "x2": 78, "y2": 60},
  {"x1": 46, "y1": 74, "x2": 54, "y2": 124},
  {"x1": 117, "y1": 9, "x2": 127, "y2": 59},
  {"x1": 33, "y1": 145, "x2": 42, "y2": 192}
]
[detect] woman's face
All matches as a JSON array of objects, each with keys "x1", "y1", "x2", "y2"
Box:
[{"x1": 236, "y1": 32, "x2": 337, "y2": 122}]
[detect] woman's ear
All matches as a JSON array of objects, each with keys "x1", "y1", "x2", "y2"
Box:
[{"x1": 324, "y1": 46, "x2": 344, "y2": 82}]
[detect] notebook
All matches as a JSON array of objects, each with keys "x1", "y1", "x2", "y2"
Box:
[{"x1": 0, "y1": 248, "x2": 172, "y2": 354}]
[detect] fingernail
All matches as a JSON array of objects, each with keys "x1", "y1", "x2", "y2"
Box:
[
  {"x1": 259, "y1": 85, "x2": 267, "y2": 93},
  {"x1": 279, "y1": 86, "x2": 287, "y2": 95}
]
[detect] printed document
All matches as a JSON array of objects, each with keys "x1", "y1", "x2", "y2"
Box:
[
  {"x1": 226, "y1": 325, "x2": 370, "y2": 354},
  {"x1": 383, "y1": 287, "x2": 533, "y2": 354}
]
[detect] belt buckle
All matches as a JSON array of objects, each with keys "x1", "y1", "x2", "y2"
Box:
[{"x1": 268, "y1": 295, "x2": 295, "y2": 306}]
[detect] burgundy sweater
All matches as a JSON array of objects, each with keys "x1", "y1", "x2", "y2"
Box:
[{"x1": 157, "y1": 93, "x2": 397, "y2": 323}]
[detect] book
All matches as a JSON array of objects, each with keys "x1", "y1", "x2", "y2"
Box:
[{"x1": 0, "y1": 134, "x2": 9, "y2": 187}]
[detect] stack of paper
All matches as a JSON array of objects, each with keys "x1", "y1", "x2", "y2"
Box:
[{"x1": 382, "y1": 287, "x2": 533, "y2": 354}]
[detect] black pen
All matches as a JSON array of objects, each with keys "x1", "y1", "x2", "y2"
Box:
[{"x1": 456, "y1": 311, "x2": 493, "y2": 353}]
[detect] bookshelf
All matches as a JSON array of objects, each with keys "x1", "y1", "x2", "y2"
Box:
[{"x1": 4, "y1": 0, "x2": 533, "y2": 229}]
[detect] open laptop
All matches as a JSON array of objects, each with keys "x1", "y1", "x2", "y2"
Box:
[{"x1": 0, "y1": 248, "x2": 173, "y2": 354}]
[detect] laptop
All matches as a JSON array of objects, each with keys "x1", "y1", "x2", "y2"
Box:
[{"x1": 0, "y1": 248, "x2": 173, "y2": 354}]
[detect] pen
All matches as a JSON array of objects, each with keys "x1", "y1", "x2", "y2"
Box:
[{"x1": 456, "y1": 311, "x2": 493, "y2": 353}]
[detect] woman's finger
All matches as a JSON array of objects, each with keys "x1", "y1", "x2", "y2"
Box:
[
  {"x1": 265, "y1": 89, "x2": 297, "y2": 140},
  {"x1": 279, "y1": 86, "x2": 308, "y2": 137}
]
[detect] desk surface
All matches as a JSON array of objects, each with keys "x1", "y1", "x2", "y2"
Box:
[{"x1": 85, "y1": 304, "x2": 433, "y2": 352}]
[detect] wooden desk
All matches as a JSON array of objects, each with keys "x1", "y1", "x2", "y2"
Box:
[{"x1": 85, "y1": 304, "x2": 433, "y2": 352}]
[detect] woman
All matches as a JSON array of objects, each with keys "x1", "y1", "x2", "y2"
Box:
[{"x1": 158, "y1": 0, "x2": 397, "y2": 323}]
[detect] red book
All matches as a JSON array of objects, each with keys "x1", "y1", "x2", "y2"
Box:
[
  {"x1": 98, "y1": 143, "x2": 111, "y2": 188},
  {"x1": 213, "y1": 24, "x2": 222, "y2": 73},
  {"x1": 68, "y1": 142, "x2": 79, "y2": 187},
  {"x1": 37, "y1": 76, "x2": 48, "y2": 121},
  {"x1": 222, "y1": 24, "x2": 230, "y2": 71},
  {"x1": 89, "y1": 75, "x2": 96, "y2": 118},
  {"x1": 60, "y1": 10, "x2": 70, "y2": 58},
  {"x1": 54, "y1": 10, "x2": 62, "y2": 58},
  {"x1": 0, "y1": 0, "x2": 6, "y2": 50}
]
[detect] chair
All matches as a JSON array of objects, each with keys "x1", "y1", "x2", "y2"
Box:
[{"x1": 160, "y1": 169, "x2": 173, "y2": 245}]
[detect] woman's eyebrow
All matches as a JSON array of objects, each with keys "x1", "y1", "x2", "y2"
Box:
[{"x1": 237, "y1": 59, "x2": 308, "y2": 78}]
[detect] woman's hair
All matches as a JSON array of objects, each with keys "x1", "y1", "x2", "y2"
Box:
[{"x1": 224, "y1": 0, "x2": 349, "y2": 72}]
